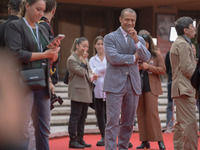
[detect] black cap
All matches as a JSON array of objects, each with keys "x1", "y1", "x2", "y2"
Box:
[{"x1": 8, "y1": 0, "x2": 22, "y2": 11}]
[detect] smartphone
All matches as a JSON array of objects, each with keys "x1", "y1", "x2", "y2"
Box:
[{"x1": 47, "y1": 34, "x2": 65, "y2": 48}]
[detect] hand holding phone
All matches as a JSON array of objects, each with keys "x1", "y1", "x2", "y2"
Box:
[{"x1": 47, "y1": 34, "x2": 65, "y2": 49}]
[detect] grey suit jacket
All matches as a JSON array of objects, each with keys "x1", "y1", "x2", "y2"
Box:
[{"x1": 103, "y1": 27, "x2": 151, "y2": 95}]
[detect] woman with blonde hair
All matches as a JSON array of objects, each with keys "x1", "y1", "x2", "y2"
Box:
[
  {"x1": 136, "y1": 30, "x2": 166, "y2": 150},
  {"x1": 5, "y1": 0, "x2": 60, "y2": 149}
]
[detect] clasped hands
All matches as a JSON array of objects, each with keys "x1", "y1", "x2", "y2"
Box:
[{"x1": 139, "y1": 62, "x2": 149, "y2": 70}]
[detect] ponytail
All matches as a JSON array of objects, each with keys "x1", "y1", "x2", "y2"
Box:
[
  {"x1": 70, "y1": 37, "x2": 88, "y2": 53},
  {"x1": 70, "y1": 38, "x2": 79, "y2": 53},
  {"x1": 19, "y1": 0, "x2": 26, "y2": 17}
]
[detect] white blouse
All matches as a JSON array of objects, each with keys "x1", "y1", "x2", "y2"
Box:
[{"x1": 89, "y1": 54, "x2": 107, "y2": 99}]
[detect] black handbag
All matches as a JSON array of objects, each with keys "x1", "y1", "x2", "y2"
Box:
[
  {"x1": 21, "y1": 68, "x2": 46, "y2": 90},
  {"x1": 191, "y1": 62, "x2": 200, "y2": 90},
  {"x1": 63, "y1": 70, "x2": 69, "y2": 84}
]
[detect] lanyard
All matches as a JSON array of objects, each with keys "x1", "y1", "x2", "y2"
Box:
[
  {"x1": 41, "y1": 16, "x2": 54, "y2": 36},
  {"x1": 23, "y1": 17, "x2": 42, "y2": 52}
]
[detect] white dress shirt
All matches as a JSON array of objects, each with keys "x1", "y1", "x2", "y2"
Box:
[{"x1": 89, "y1": 54, "x2": 107, "y2": 99}]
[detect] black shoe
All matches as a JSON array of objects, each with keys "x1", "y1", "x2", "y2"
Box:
[
  {"x1": 78, "y1": 138, "x2": 91, "y2": 147},
  {"x1": 69, "y1": 141, "x2": 85, "y2": 148},
  {"x1": 96, "y1": 137, "x2": 104, "y2": 146},
  {"x1": 158, "y1": 141, "x2": 166, "y2": 150},
  {"x1": 128, "y1": 142, "x2": 133, "y2": 148},
  {"x1": 136, "y1": 141, "x2": 150, "y2": 149}
]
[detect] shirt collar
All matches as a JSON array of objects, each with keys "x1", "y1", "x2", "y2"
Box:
[
  {"x1": 120, "y1": 26, "x2": 128, "y2": 38},
  {"x1": 94, "y1": 54, "x2": 105, "y2": 62},
  {"x1": 182, "y1": 35, "x2": 191, "y2": 45}
]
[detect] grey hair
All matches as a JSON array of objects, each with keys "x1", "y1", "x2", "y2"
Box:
[
  {"x1": 175, "y1": 16, "x2": 193, "y2": 36},
  {"x1": 120, "y1": 8, "x2": 136, "y2": 18}
]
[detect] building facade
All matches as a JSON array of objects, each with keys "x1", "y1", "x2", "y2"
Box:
[{"x1": 0, "y1": 0, "x2": 200, "y2": 78}]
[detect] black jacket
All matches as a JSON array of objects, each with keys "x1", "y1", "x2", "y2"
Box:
[
  {"x1": 5, "y1": 17, "x2": 51, "y2": 96},
  {"x1": 0, "y1": 15, "x2": 19, "y2": 47},
  {"x1": 5, "y1": 17, "x2": 50, "y2": 65},
  {"x1": 39, "y1": 16, "x2": 59, "y2": 85},
  {"x1": 165, "y1": 51, "x2": 172, "y2": 82}
]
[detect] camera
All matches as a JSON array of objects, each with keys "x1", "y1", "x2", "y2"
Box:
[{"x1": 51, "y1": 93, "x2": 64, "y2": 110}]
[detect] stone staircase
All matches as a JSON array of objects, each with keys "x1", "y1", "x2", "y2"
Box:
[{"x1": 49, "y1": 81, "x2": 199, "y2": 138}]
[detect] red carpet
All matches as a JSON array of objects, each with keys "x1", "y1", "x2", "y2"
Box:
[{"x1": 49, "y1": 133, "x2": 200, "y2": 149}]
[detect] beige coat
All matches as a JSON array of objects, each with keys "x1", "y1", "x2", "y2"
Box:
[
  {"x1": 67, "y1": 52, "x2": 92, "y2": 103},
  {"x1": 170, "y1": 36, "x2": 196, "y2": 98}
]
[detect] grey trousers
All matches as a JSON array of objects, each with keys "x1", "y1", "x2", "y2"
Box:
[{"x1": 105, "y1": 77, "x2": 139, "y2": 150}]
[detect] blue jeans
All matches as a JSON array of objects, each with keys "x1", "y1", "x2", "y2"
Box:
[{"x1": 22, "y1": 89, "x2": 50, "y2": 150}]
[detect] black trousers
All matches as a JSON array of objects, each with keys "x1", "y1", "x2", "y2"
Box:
[
  {"x1": 68, "y1": 100, "x2": 89, "y2": 140},
  {"x1": 95, "y1": 98, "x2": 106, "y2": 138}
]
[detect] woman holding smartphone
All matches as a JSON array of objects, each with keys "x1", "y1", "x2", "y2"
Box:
[{"x1": 5, "y1": 0, "x2": 60, "y2": 149}]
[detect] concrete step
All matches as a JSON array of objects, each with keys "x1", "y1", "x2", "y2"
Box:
[
  {"x1": 50, "y1": 114, "x2": 97, "y2": 126},
  {"x1": 50, "y1": 81, "x2": 199, "y2": 138},
  {"x1": 51, "y1": 107, "x2": 95, "y2": 116},
  {"x1": 50, "y1": 111, "x2": 200, "y2": 126},
  {"x1": 51, "y1": 105, "x2": 168, "y2": 116}
]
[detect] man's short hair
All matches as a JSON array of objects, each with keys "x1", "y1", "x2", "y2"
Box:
[
  {"x1": 45, "y1": 0, "x2": 57, "y2": 13},
  {"x1": 175, "y1": 16, "x2": 193, "y2": 36},
  {"x1": 120, "y1": 8, "x2": 136, "y2": 18},
  {"x1": 8, "y1": 0, "x2": 22, "y2": 12}
]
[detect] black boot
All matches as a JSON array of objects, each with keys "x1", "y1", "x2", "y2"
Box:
[
  {"x1": 158, "y1": 141, "x2": 166, "y2": 150},
  {"x1": 69, "y1": 140, "x2": 85, "y2": 149},
  {"x1": 136, "y1": 141, "x2": 150, "y2": 149},
  {"x1": 96, "y1": 137, "x2": 104, "y2": 146},
  {"x1": 78, "y1": 138, "x2": 91, "y2": 147},
  {"x1": 128, "y1": 142, "x2": 133, "y2": 148}
]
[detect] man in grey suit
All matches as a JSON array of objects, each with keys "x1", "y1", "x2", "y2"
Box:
[{"x1": 103, "y1": 8, "x2": 151, "y2": 150}]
